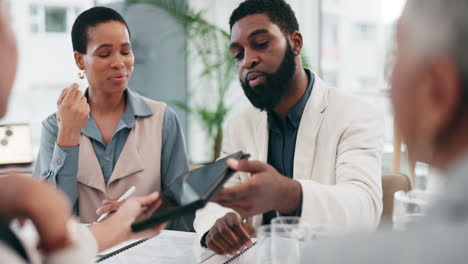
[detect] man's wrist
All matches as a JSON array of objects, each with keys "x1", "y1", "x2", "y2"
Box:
[{"x1": 277, "y1": 178, "x2": 302, "y2": 214}]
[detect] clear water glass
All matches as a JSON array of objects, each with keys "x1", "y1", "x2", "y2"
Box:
[
  {"x1": 392, "y1": 190, "x2": 431, "y2": 231},
  {"x1": 255, "y1": 225, "x2": 273, "y2": 264},
  {"x1": 271, "y1": 217, "x2": 310, "y2": 264}
]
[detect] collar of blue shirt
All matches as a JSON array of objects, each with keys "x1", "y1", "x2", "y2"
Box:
[
  {"x1": 81, "y1": 88, "x2": 154, "y2": 143},
  {"x1": 267, "y1": 68, "x2": 315, "y2": 132}
]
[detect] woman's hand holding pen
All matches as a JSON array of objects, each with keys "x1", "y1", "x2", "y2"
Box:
[
  {"x1": 89, "y1": 192, "x2": 167, "y2": 251},
  {"x1": 56, "y1": 83, "x2": 90, "y2": 148},
  {"x1": 96, "y1": 199, "x2": 124, "y2": 217}
]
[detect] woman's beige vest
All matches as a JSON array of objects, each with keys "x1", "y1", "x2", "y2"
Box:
[{"x1": 77, "y1": 99, "x2": 166, "y2": 223}]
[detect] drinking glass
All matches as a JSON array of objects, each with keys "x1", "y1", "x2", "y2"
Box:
[
  {"x1": 393, "y1": 190, "x2": 431, "y2": 231},
  {"x1": 256, "y1": 225, "x2": 273, "y2": 264},
  {"x1": 271, "y1": 217, "x2": 310, "y2": 264}
]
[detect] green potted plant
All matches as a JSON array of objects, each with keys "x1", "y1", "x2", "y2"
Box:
[{"x1": 127, "y1": 0, "x2": 236, "y2": 161}]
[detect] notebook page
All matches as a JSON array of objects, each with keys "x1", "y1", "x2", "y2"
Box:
[
  {"x1": 97, "y1": 238, "x2": 141, "y2": 257},
  {"x1": 201, "y1": 239, "x2": 259, "y2": 264},
  {"x1": 99, "y1": 230, "x2": 198, "y2": 264}
]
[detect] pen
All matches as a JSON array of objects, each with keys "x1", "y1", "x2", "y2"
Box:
[{"x1": 96, "y1": 186, "x2": 136, "y2": 222}]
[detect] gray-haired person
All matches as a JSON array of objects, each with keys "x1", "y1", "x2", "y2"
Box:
[{"x1": 304, "y1": 0, "x2": 468, "y2": 263}]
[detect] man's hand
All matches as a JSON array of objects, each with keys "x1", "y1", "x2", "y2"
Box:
[
  {"x1": 205, "y1": 212, "x2": 255, "y2": 255},
  {"x1": 56, "y1": 83, "x2": 90, "y2": 148},
  {"x1": 89, "y1": 192, "x2": 167, "y2": 252},
  {"x1": 212, "y1": 159, "x2": 302, "y2": 218}
]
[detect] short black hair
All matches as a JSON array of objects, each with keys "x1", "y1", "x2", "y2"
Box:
[
  {"x1": 229, "y1": 0, "x2": 299, "y2": 35},
  {"x1": 71, "y1": 6, "x2": 130, "y2": 54}
]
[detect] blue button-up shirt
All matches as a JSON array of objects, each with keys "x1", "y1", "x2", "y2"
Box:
[
  {"x1": 262, "y1": 69, "x2": 315, "y2": 224},
  {"x1": 80, "y1": 88, "x2": 155, "y2": 184},
  {"x1": 33, "y1": 88, "x2": 192, "y2": 231}
]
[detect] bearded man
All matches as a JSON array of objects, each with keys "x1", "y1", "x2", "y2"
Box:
[{"x1": 194, "y1": 0, "x2": 385, "y2": 255}]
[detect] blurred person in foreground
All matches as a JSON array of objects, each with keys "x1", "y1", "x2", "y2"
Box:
[
  {"x1": 302, "y1": 0, "x2": 468, "y2": 263},
  {"x1": 0, "y1": 1, "x2": 166, "y2": 263}
]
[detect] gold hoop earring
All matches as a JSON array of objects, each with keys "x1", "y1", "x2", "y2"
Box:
[{"x1": 78, "y1": 71, "x2": 85, "y2": 79}]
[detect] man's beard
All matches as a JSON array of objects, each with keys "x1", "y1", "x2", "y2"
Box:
[{"x1": 240, "y1": 42, "x2": 297, "y2": 111}]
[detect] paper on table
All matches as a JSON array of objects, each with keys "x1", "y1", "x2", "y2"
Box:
[
  {"x1": 98, "y1": 230, "x2": 198, "y2": 264},
  {"x1": 200, "y1": 239, "x2": 258, "y2": 264},
  {"x1": 97, "y1": 238, "x2": 141, "y2": 257}
]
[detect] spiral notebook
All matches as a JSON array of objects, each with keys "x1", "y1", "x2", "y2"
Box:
[
  {"x1": 96, "y1": 230, "x2": 260, "y2": 264},
  {"x1": 97, "y1": 239, "x2": 146, "y2": 262},
  {"x1": 201, "y1": 241, "x2": 259, "y2": 264},
  {"x1": 97, "y1": 231, "x2": 199, "y2": 263}
]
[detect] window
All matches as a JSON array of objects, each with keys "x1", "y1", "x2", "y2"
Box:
[
  {"x1": 29, "y1": 5, "x2": 39, "y2": 16},
  {"x1": 74, "y1": 7, "x2": 81, "y2": 17},
  {"x1": 358, "y1": 76, "x2": 377, "y2": 91},
  {"x1": 354, "y1": 23, "x2": 376, "y2": 41},
  {"x1": 29, "y1": 4, "x2": 41, "y2": 34},
  {"x1": 321, "y1": 14, "x2": 340, "y2": 64},
  {"x1": 30, "y1": 23, "x2": 39, "y2": 34},
  {"x1": 45, "y1": 7, "x2": 67, "y2": 33},
  {"x1": 29, "y1": 5, "x2": 73, "y2": 34},
  {"x1": 7, "y1": 2, "x2": 91, "y2": 158},
  {"x1": 321, "y1": 0, "x2": 407, "y2": 172},
  {"x1": 322, "y1": 71, "x2": 338, "y2": 87},
  {"x1": 323, "y1": 15, "x2": 339, "y2": 48}
]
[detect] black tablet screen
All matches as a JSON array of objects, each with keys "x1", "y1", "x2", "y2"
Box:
[
  {"x1": 163, "y1": 152, "x2": 248, "y2": 206},
  {"x1": 131, "y1": 151, "x2": 249, "y2": 232}
]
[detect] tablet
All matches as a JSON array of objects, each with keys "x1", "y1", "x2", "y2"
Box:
[{"x1": 131, "y1": 151, "x2": 250, "y2": 232}]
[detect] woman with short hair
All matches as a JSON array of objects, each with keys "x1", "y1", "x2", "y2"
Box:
[{"x1": 34, "y1": 7, "x2": 192, "y2": 230}]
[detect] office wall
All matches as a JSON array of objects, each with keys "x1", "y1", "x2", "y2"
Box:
[{"x1": 103, "y1": 1, "x2": 189, "y2": 143}]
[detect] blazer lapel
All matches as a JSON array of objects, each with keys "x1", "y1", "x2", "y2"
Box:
[
  {"x1": 294, "y1": 77, "x2": 328, "y2": 180},
  {"x1": 108, "y1": 128, "x2": 145, "y2": 185}
]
